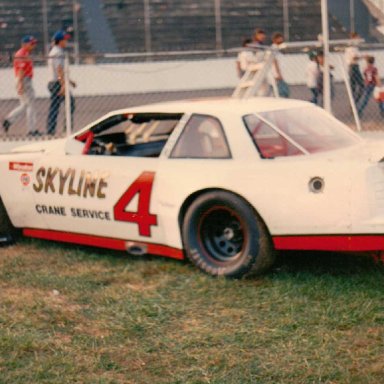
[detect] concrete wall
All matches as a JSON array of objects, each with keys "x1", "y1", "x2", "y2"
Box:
[
  {"x1": 0, "y1": 52, "x2": 352, "y2": 100},
  {"x1": 2, "y1": 50, "x2": 384, "y2": 101},
  {"x1": 1, "y1": 49, "x2": 384, "y2": 101}
]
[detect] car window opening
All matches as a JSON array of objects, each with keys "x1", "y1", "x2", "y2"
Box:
[
  {"x1": 170, "y1": 114, "x2": 231, "y2": 159},
  {"x1": 244, "y1": 106, "x2": 360, "y2": 158},
  {"x1": 76, "y1": 113, "x2": 183, "y2": 157}
]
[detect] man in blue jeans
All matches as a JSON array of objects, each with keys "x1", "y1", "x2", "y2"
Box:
[{"x1": 47, "y1": 30, "x2": 76, "y2": 135}]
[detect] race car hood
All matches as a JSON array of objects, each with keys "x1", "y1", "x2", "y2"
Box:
[{"x1": 10, "y1": 139, "x2": 66, "y2": 154}]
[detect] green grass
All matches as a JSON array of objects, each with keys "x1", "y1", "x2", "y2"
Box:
[{"x1": 0, "y1": 239, "x2": 383, "y2": 383}]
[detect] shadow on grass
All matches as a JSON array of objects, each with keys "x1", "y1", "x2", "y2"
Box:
[
  {"x1": 18, "y1": 238, "x2": 384, "y2": 280},
  {"x1": 274, "y1": 250, "x2": 384, "y2": 276}
]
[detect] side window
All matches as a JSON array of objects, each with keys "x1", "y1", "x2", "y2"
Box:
[
  {"x1": 171, "y1": 114, "x2": 231, "y2": 158},
  {"x1": 76, "y1": 113, "x2": 182, "y2": 157},
  {"x1": 244, "y1": 115, "x2": 302, "y2": 158}
]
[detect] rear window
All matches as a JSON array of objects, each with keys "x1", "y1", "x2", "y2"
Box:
[{"x1": 244, "y1": 106, "x2": 360, "y2": 158}]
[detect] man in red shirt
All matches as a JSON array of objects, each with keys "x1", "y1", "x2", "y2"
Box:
[
  {"x1": 357, "y1": 55, "x2": 382, "y2": 117},
  {"x1": 3, "y1": 35, "x2": 39, "y2": 136}
]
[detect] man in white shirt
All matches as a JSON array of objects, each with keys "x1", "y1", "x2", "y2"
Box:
[
  {"x1": 47, "y1": 30, "x2": 76, "y2": 135},
  {"x1": 236, "y1": 38, "x2": 253, "y2": 78},
  {"x1": 344, "y1": 32, "x2": 364, "y2": 103},
  {"x1": 306, "y1": 51, "x2": 320, "y2": 104}
]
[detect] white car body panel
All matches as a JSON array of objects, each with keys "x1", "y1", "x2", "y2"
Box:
[{"x1": 1, "y1": 97, "x2": 384, "y2": 257}]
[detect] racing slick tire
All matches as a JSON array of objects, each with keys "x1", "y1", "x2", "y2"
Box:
[
  {"x1": 182, "y1": 191, "x2": 275, "y2": 278},
  {"x1": 0, "y1": 198, "x2": 18, "y2": 245}
]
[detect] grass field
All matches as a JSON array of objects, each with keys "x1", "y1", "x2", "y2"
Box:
[{"x1": 0, "y1": 239, "x2": 383, "y2": 384}]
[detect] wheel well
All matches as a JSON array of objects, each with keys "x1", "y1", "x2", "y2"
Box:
[
  {"x1": 178, "y1": 188, "x2": 271, "y2": 236},
  {"x1": 0, "y1": 195, "x2": 19, "y2": 238}
]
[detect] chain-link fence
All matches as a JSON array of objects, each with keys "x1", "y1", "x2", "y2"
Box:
[{"x1": 1, "y1": 44, "x2": 384, "y2": 144}]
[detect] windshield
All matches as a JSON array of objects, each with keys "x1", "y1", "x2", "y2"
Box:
[{"x1": 244, "y1": 106, "x2": 360, "y2": 158}]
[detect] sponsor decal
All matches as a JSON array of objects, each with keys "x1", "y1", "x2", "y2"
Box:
[
  {"x1": 35, "y1": 204, "x2": 111, "y2": 221},
  {"x1": 33, "y1": 170, "x2": 157, "y2": 236},
  {"x1": 33, "y1": 166, "x2": 109, "y2": 199},
  {"x1": 20, "y1": 173, "x2": 31, "y2": 186},
  {"x1": 9, "y1": 162, "x2": 33, "y2": 172}
]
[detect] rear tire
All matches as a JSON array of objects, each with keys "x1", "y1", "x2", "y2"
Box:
[
  {"x1": 0, "y1": 198, "x2": 18, "y2": 245},
  {"x1": 182, "y1": 191, "x2": 275, "y2": 278}
]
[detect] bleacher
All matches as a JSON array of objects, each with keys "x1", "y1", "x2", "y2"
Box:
[
  {"x1": 101, "y1": 0, "x2": 349, "y2": 52},
  {"x1": 0, "y1": 0, "x2": 90, "y2": 57},
  {"x1": 0, "y1": 0, "x2": 354, "y2": 57},
  {"x1": 288, "y1": 0, "x2": 348, "y2": 42},
  {"x1": 100, "y1": 0, "x2": 147, "y2": 52}
]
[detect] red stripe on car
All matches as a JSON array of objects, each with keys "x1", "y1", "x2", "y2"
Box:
[
  {"x1": 273, "y1": 235, "x2": 384, "y2": 251},
  {"x1": 23, "y1": 228, "x2": 184, "y2": 260}
]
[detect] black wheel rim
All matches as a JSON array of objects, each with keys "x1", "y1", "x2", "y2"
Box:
[{"x1": 198, "y1": 206, "x2": 245, "y2": 262}]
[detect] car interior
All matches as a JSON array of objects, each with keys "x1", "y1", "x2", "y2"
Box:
[
  {"x1": 76, "y1": 113, "x2": 182, "y2": 158},
  {"x1": 75, "y1": 112, "x2": 231, "y2": 159}
]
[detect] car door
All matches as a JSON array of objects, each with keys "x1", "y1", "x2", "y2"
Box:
[{"x1": 29, "y1": 112, "x2": 182, "y2": 246}]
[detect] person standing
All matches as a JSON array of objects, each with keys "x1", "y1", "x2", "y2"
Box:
[
  {"x1": 306, "y1": 50, "x2": 320, "y2": 104},
  {"x1": 316, "y1": 50, "x2": 335, "y2": 103},
  {"x1": 253, "y1": 28, "x2": 266, "y2": 47},
  {"x1": 344, "y1": 32, "x2": 364, "y2": 104},
  {"x1": 271, "y1": 32, "x2": 289, "y2": 98},
  {"x1": 357, "y1": 56, "x2": 382, "y2": 117},
  {"x1": 251, "y1": 28, "x2": 271, "y2": 96},
  {"x1": 47, "y1": 30, "x2": 76, "y2": 136},
  {"x1": 236, "y1": 37, "x2": 253, "y2": 78},
  {"x1": 3, "y1": 35, "x2": 39, "y2": 136},
  {"x1": 252, "y1": 28, "x2": 267, "y2": 63}
]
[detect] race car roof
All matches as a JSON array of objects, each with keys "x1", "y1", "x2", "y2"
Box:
[{"x1": 113, "y1": 97, "x2": 313, "y2": 116}]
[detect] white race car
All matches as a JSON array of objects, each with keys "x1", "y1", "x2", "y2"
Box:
[{"x1": 1, "y1": 97, "x2": 383, "y2": 277}]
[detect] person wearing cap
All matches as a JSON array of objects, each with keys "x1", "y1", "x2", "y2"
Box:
[
  {"x1": 3, "y1": 35, "x2": 39, "y2": 136},
  {"x1": 47, "y1": 30, "x2": 76, "y2": 135}
]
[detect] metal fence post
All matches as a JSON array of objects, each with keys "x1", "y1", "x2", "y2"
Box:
[
  {"x1": 321, "y1": 0, "x2": 332, "y2": 114},
  {"x1": 214, "y1": 0, "x2": 223, "y2": 50},
  {"x1": 41, "y1": 0, "x2": 49, "y2": 57},
  {"x1": 73, "y1": 0, "x2": 80, "y2": 65},
  {"x1": 64, "y1": 52, "x2": 72, "y2": 137},
  {"x1": 350, "y1": 0, "x2": 355, "y2": 33},
  {"x1": 283, "y1": 0, "x2": 290, "y2": 41},
  {"x1": 144, "y1": 0, "x2": 152, "y2": 53}
]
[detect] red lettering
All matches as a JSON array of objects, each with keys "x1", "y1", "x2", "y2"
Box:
[{"x1": 113, "y1": 172, "x2": 158, "y2": 237}]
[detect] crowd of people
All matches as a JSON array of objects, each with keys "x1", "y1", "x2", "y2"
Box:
[
  {"x1": 343, "y1": 32, "x2": 384, "y2": 117},
  {"x1": 236, "y1": 28, "x2": 290, "y2": 98},
  {"x1": 2, "y1": 30, "x2": 76, "y2": 137},
  {"x1": 2, "y1": 29, "x2": 384, "y2": 137},
  {"x1": 236, "y1": 29, "x2": 384, "y2": 117}
]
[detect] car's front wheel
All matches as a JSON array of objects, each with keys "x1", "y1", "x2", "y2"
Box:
[
  {"x1": 182, "y1": 191, "x2": 275, "y2": 278},
  {"x1": 0, "y1": 198, "x2": 18, "y2": 245}
]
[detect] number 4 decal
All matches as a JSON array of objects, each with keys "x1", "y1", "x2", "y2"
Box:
[{"x1": 113, "y1": 172, "x2": 158, "y2": 237}]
